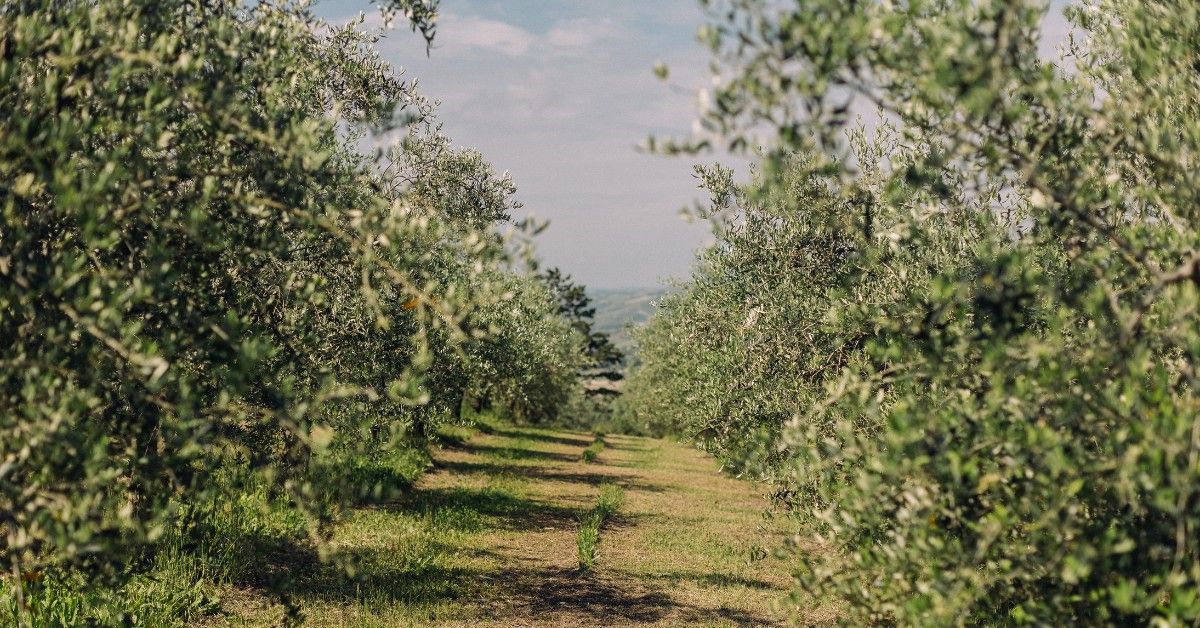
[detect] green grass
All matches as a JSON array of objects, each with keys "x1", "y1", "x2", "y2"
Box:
[
  {"x1": 282, "y1": 481, "x2": 522, "y2": 623},
  {"x1": 342, "y1": 445, "x2": 433, "y2": 504},
  {"x1": 437, "y1": 422, "x2": 479, "y2": 446},
  {"x1": 581, "y1": 435, "x2": 606, "y2": 463},
  {"x1": 1, "y1": 555, "x2": 221, "y2": 628},
  {"x1": 576, "y1": 483, "x2": 624, "y2": 572},
  {"x1": 595, "y1": 483, "x2": 623, "y2": 517},
  {"x1": 0, "y1": 485, "x2": 300, "y2": 627},
  {"x1": 576, "y1": 515, "x2": 602, "y2": 571},
  {"x1": 220, "y1": 421, "x2": 566, "y2": 625},
  {"x1": 1, "y1": 440, "x2": 438, "y2": 627}
]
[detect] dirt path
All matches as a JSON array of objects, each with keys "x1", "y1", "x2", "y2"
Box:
[{"x1": 221, "y1": 424, "x2": 800, "y2": 626}]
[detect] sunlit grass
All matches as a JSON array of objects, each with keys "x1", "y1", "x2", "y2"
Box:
[{"x1": 577, "y1": 483, "x2": 624, "y2": 572}]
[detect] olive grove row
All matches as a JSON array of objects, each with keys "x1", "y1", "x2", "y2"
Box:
[
  {"x1": 1, "y1": 0, "x2": 592, "y2": 613},
  {"x1": 620, "y1": 0, "x2": 1200, "y2": 623}
]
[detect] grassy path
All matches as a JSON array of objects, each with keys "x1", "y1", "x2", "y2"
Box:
[{"x1": 218, "y1": 424, "x2": 798, "y2": 626}]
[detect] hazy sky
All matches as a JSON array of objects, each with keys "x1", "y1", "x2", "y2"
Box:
[{"x1": 312, "y1": 1, "x2": 1072, "y2": 290}]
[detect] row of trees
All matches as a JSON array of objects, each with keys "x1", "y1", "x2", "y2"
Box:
[
  {"x1": 621, "y1": 0, "x2": 1200, "y2": 623},
  {"x1": 1, "y1": 0, "x2": 587, "y2": 615}
]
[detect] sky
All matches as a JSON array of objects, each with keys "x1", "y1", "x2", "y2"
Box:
[
  {"x1": 309, "y1": 0, "x2": 735, "y2": 290},
  {"x1": 311, "y1": 0, "x2": 1073, "y2": 290}
]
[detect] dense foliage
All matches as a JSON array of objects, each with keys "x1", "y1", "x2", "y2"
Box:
[
  {"x1": 623, "y1": 0, "x2": 1200, "y2": 623},
  {"x1": 539, "y1": 267, "x2": 624, "y2": 424},
  {"x1": 1, "y1": 0, "x2": 585, "y2": 620}
]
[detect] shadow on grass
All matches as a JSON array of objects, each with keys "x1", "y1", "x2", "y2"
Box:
[
  {"x1": 342, "y1": 464, "x2": 423, "y2": 507},
  {"x1": 631, "y1": 569, "x2": 782, "y2": 591},
  {"x1": 241, "y1": 538, "x2": 780, "y2": 625},
  {"x1": 389, "y1": 485, "x2": 580, "y2": 532},
  {"x1": 438, "y1": 459, "x2": 623, "y2": 483},
  {"x1": 201, "y1": 528, "x2": 323, "y2": 601},
  {"x1": 290, "y1": 547, "x2": 482, "y2": 607},
  {"x1": 489, "y1": 425, "x2": 594, "y2": 448},
  {"x1": 435, "y1": 459, "x2": 674, "y2": 496},
  {"x1": 464, "y1": 441, "x2": 582, "y2": 463},
  {"x1": 287, "y1": 559, "x2": 779, "y2": 625},
  {"x1": 602, "y1": 437, "x2": 661, "y2": 453},
  {"x1": 474, "y1": 564, "x2": 778, "y2": 626},
  {"x1": 214, "y1": 486, "x2": 580, "y2": 608}
]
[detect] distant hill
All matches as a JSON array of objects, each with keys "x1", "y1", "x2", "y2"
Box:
[{"x1": 589, "y1": 287, "x2": 669, "y2": 358}]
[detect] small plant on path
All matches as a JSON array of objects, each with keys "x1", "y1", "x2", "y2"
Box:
[
  {"x1": 576, "y1": 484, "x2": 623, "y2": 572},
  {"x1": 581, "y1": 435, "x2": 606, "y2": 463}
]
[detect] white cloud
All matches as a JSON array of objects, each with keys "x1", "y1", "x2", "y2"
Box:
[
  {"x1": 320, "y1": 0, "x2": 727, "y2": 288},
  {"x1": 545, "y1": 19, "x2": 620, "y2": 49},
  {"x1": 440, "y1": 14, "x2": 536, "y2": 56},
  {"x1": 433, "y1": 15, "x2": 621, "y2": 58}
]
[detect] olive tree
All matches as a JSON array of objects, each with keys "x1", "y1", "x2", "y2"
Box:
[
  {"x1": 1, "y1": 1, "x2": 586, "y2": 618},
  {"x1": 627, "y1": 0, "x2": 1200, "y2": 622}
]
